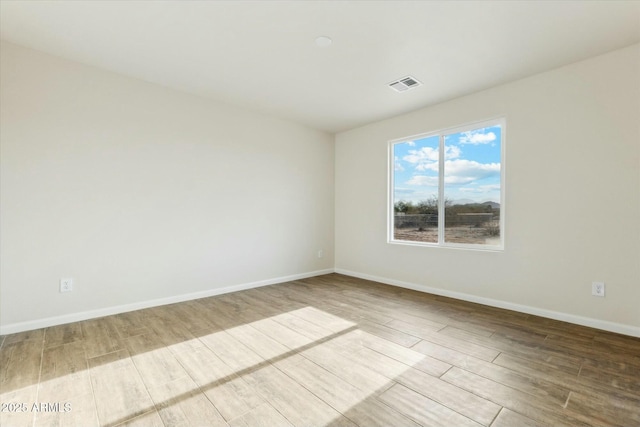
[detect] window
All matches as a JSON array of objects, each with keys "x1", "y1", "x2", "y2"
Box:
[{"x1": 389, "y1": 118, "x2": 504, "y2": 249}]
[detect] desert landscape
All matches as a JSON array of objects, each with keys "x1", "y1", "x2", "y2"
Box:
[
  {"x1": 394, "y1": 225, "x2": 500, "y2": 245},
  {"x1": 393, "y1": 201, "x2": 501, "y2": 246}
]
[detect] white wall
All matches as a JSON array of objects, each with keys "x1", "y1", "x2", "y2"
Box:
[
  {"x1": 0, "y1": 42, "x2": 335, "y2": 332},
  {"x1": 335, "y1": 44, "x2": 640, "y2": 335},
  {"x1": 2, "y1": 41, "x2": 638, "y2": 337}
]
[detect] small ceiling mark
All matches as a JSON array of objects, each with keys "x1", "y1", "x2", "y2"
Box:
[{"x1": 315, "y1": 36, "x2": 332, "y2": 47}]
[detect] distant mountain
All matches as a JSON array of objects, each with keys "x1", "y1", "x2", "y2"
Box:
[
  {"x1": 451, "y1": 199, "x2": 500, "y2": 208},
  {"x1": 482, "y1": 201, "x2": 500, "y2": 209},
  {"x1": 452, "y1": 199, "x2": 475, "y2": 205}
]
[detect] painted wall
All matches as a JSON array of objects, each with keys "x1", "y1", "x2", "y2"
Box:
[
  {"x1": 0, "y1": 42, "x2": 335, "y2": 331},
  {"x1": 335, "y1": 44, "x2": 640, "y2": 335},
  {"x1": 2, "y1": 40, "x2": 638, "y2": 336}
]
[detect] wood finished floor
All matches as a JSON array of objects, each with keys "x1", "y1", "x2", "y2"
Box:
[{"x1": 1, "y1": 273, "x2": 639, "y2": 427}]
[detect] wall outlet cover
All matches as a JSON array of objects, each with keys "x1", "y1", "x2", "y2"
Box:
[
  {"x1": 592, "y1": 281, "x2": 605, "y2": 297},
  {"x1": 60, "y1": 278, "x2": 73, "y2": 293}
]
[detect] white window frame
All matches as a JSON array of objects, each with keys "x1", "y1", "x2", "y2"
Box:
[{"x1": 388, "y1": 117, "x2": 506, "y2": 251}]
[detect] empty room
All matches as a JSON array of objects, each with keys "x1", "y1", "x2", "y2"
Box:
[{"x1": 1, "y1": 1, "x2": 639, "y2": 426}]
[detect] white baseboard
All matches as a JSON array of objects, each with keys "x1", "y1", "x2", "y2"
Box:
[
  {"x1": 0, "y1": 268, "x2": 334, "y2": 335},
  {"x1": 335, "y1": 268, "x2": 640, "y2": 338},
  {"x1": 5, "y1": 267, "x2": 638, "y2": 338}
]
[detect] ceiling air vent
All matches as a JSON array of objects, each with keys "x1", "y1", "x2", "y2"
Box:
[{"x1": 388, "y1": 76, "x2": 422, "y2": 93}]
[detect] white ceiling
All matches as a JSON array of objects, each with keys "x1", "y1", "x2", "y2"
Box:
[{"x1": 1, "y1": 1, "x2": 639, "y2": 133}]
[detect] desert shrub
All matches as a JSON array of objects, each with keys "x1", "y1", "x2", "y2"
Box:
[{"x1": 485, "y1": 220, "x2": 500, "y2": 236}]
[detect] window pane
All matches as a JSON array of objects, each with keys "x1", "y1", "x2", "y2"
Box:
[
  {"x1": 393, "y1": 135, "x2": 439, "y2": 244},
  {"x1": 443, "y1": 125, "x2": 501, "y2": 245}
]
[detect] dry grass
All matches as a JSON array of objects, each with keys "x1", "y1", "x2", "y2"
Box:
[{"x1": 394, "y1": 226, "x2": 499, "y2": 245}]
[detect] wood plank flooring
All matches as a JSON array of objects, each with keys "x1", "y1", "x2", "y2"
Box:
[{"x1": 1, "y1": 273, "x2": 639, "y2": 426}]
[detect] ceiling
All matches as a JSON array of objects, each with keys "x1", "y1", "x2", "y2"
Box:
[{"x1": 1, "y1": 1, "x2": 639, "y2": 133}]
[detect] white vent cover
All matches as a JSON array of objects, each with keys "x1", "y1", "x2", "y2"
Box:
[{"x1": 388, "y1": 76, "x2": 422, "y2": 92}]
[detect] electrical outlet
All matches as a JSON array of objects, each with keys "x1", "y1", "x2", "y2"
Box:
[
  {"x1": 60, "y1": 278, "x2": 73, "y2": 293},
  {"x1": 592, "y1": 281, "x2": 605, "y2": 297},
  {"x1": 317, "y1": 249, "x2": 324, "y2": 258}
]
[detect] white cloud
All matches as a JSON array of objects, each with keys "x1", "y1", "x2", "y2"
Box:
[
  {"x1": 415, "y1": 162, "x2": 436, "y2": 172},
  {"x1": 443, "y1": 160, "x2": 500, "y2": 185},
  {"x1": 460, "y1": 184, "x2": 501, "y2": 194},
  {"x1": 406, "y1": 175, "x2": 438, "y2": 187},
  {"x1": 459, "y1": 130, "x2": 496, "y2": 145},
  {"x1": 403, "y1": 145, "x2": 461, "y2": 172},
  {"x1": 394, "y1": 156, "x2": 404, "y2": 171},
  {"x1": 479, "y1": 184, "x2": 501, "y2": 191},
  {"x1": 405, "y1": 140, "x2": 416, "y2": 146},
  {"x1": 446, "y1": 145, "x2": 461, "y2": 159},
  {"x1": 395, "y1": 188, "x2": 415, "y2": 195},
  {"x1": 403, "y1": 146, "x2": 438, "y2": 163}
]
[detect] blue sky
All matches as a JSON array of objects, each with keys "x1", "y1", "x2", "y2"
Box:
[{"x1": 393, "y1": 125, "x2": 501, "y2": 204}]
